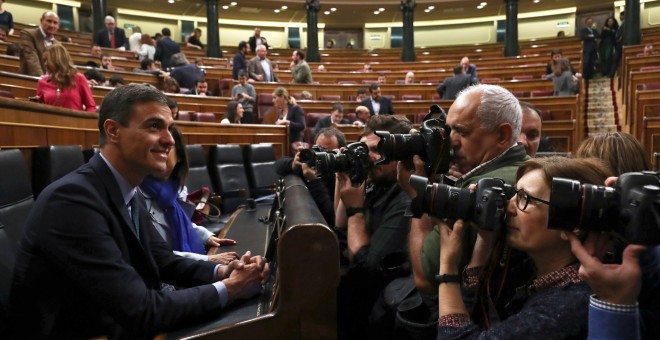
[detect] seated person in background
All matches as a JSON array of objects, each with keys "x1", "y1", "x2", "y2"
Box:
[
  {"x1": 140, "y1": 126, "x2": 239, "y2": 264},
  {"x1": 518, "y1": 101, "x2": 543, "y2": 157},
  {"x1": 37, "y1": 45, "x2": 96, "y2": 112},
  {"x1": 8, "y1": 84, "x2": 268, "y2": 338},
  {"x1": 317, "y1": 64, "x2": 326, "y2": 72},
  {"x1": 640, "y1": 44, "x2": 656, "y2": 57},
  {"x1": 361, "y1": 83, "x2": 394, "y2": 115},
  {"x1": 545, "y1": 48, "x2": 578, "y2": 76},
  {"x1": 231, "y1": 70, "x2": 256, "y2": 124},
  {"x1": 162, "y1": 77, "x2": 181, "y2": 94},
  {"x1": 220, "y1": 101, "x2": 244, "y2": 124},
  {"x1": 547, "y1": 58, "x2": 578, "y2": 96},
  {"x1": 404, "y1": 71, "x2": 415, "y2": 84},
  {"x1": 108, "y1": 75, "x2": 125, "y2": 88},
  {"x1": 377, "y1": 72, "x2": 387, "y2": 84},
  {"x1": 101, "y1": 54, "x2": 124, "y2": 71},
  {"x1": 133, "y1": 58, "x2": 168, "y2": 77},
  {"x1": 186, "y1": 28, "x2": 204, "y2": 50},
  {"x1": 460, "y1": 56, "x2": 479, "y2": 83},
  {"x1": 185, "y1": 78, "x2": 211, "y2": 96},
  {"x1": 352, "y1": 105, "x2": 371, "y2": 127},
  {"x1": 0, "y1": 25, "x2": 8, "y2": 41},
  {"x1": 557, "y1": 30, "x2": 566, "y2": 38},
  {"x1": 61, "y1": 35, "x2": 72, "y2": 43},
  {"x1": 313, "y1": 102, "x2": 350, "y2": 139},
  {"x1": 356, "y1": 88, "x2": 368, "y2": 102},
  {"x1": 91, "y1": 44, "x2": 102, "y2": 58},
  {"x1": 7, "y1": 43, "x2": 21, "y2": 56},
  {"x1": 167, "y1": 97, "x2": 180, "y2": 120},
  {"x1": 436, "y1": 157, "x2": 612, "y2": 339},
  {"x1": 360, "y1": 63, "x2": 372, "y2": 73},
  {"x1": 300, "y1": 91, "x2": 313, "y2": 100},
  {"x1": 273, "y1": 87, "x2": 305, "y2": 144},
  {"x1": 326, "y1": 40, "x2": 334, "y2": 49},
  {"x1": 84, "y1": 68, "x2": 106, "y2": 86},
  {"x1": 275, "y1": 127, "x2": 347, "y2": 227},
  {"x1": 170, "y1": 53, "x2": 205, "y2": 90},
  {"x1": 137, "y1": 33, "x2": 156, "y2": 61},
  {"x1": 436, "y1": 65, "x2": 475, "y2": 100}
]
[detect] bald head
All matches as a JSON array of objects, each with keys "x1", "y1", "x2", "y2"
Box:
[{"x1": 40, "y1": 12, "x2": 60, "y2": 38}]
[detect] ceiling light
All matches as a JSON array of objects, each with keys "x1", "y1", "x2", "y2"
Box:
[
  {"x1": 374, "y1": 11, "x2": 380, "y2": 14},
  {"x1": 281, "y1": 5, "x2": 287, "y2": 9},
  {"x1": 480, "y1": 2, "x2": 487, "y2": 5},
  {"x1": 274, "y1": 9, "x2": 280, "y2": 13},
  {"x1": 168, "y1": 0, "x2": 174, "y2": 3},
  {"x1": 222, "y1": 5, "x2": 228, "y2": 9},
  {"x1": 230, "y1": 2, "x2": 237, "y2": 5},
  {"x1": 424, "y1": 9, "x2": 430, "y2": 13},
  {"x1": 428, "y1": 6, "x2": 435, "y2": 10},
  {"x1": 533, "y1": 0, "x2": 540, "y2": 2},
  {"x1": 330, "y1": 8, "x2": 337, "y2": 11},
  {"x1": 324, "y1": 11, "x2": 330, "y2": 15},
  {"x1": 379, "y1": 8, "x2": 385, "y2": 11},
  {"x1": 477, "y1": 5, "x2": 484, "y2": 9}
]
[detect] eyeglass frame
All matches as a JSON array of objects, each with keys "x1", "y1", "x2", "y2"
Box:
[{"x1": 515, "y1": 188, "x2": 550, "y2": 211}]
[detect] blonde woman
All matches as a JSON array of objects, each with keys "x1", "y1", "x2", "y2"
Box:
[
  {"x1": 272, "y1": 87, "x2": 305, "y2": 143},
  {"x1": 37, "y1": 44, "x2": 96, "y2": 112}
]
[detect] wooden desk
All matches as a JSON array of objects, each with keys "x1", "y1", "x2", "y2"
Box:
[{"x1": 167, "y1": 175, "x2": 339, "y2": 339}]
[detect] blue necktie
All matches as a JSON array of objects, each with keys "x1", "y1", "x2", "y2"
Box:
[{"x1": 129, "y1": 195, "x2": 140, "y2": 240}]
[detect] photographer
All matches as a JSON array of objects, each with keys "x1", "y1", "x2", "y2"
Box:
[
  {"x1": 401, "y1": 84, "x2": 529, "y2": 295},
  {"x1": 437, "y1": 157, "x2": 612, "y2": 339},
  {"x1": 274, "y1": 127, "x2": 347, "y2": 227},
  {"x1": 335, "y1": 115, "x2": 413, "y2": 339}
]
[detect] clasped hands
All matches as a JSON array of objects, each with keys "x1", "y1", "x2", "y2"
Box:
[{"x1": 219, "y1": 251, "x2": 270, "y2": 302}]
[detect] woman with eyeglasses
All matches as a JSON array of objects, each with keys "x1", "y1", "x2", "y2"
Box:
[{"x1": 435, "y1": 156, "x2": 612, "y2": 339}]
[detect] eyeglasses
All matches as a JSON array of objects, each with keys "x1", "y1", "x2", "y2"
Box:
[{"x1": 515, "y1": 188, "x2": 550, "y2": 211}]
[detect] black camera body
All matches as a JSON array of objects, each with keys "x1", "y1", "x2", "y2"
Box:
[
  {"x1": 374, "y1": 117, "x2": 452, "y2": 175},
  {"x1": 299, "y1": 142, "x2": 370, "y2": 186},
  {"x1": 409, "y1": 175, "x2": 514, "y2": 231},
  {"x1": 549, "y1": 171, "x2": 660, "y2": 245}
]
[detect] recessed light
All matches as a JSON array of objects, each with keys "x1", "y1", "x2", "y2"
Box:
[
  {"x1": 222, "y1": 5, "x2": 228, "y2": 9},
  {"x1": 480, "y1": 2, "x2": 487, "y2": 5},
  {"x1": 428, "y1": 6, "x2": 435, "y2": 10},
  {"x1": 168, "y1": 0, "x2": 174, "y2": 3},
  {"x1": 424, "y1": 9, "x2": 430, "y2": 13},
  {"x1": 379, "y1": 8, "x2": 385, "y2": 11},
  {"x1": 330, "y1": 8, "x2": 337, "y2": 11},
  {"x1": 374, "y1": 11, "x2": 380, "y2": 15},
  {"x1": 324, "y1": 11, "x2": 330, "y2": 15},
  {"x1": 275, "y1": 9, "x2": 281, "y2": 13},
  {"x1": 477, "y1": 5, "x2": 484, "y2": 9},
  {"x1": 281, "y1": 5, "x2": 287, "y2": 9},
  {"x1": 230, "y1": 1, "x2": 237, "y2": 5},
  {"x1": 533, "y1": 0, "x2": 540, "y2": 3}
]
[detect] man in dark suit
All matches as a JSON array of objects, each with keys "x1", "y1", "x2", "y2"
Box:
[
  {"x1": 360, "y1": 83, "x2": 394, "y2": 116},
  {"x1": 19, "y1": 11, "x2": 60, "y2": 76},
  {"x1": 248, "y1": 27, "x2": 269, "y2": 54},
  {"x1": 232, "y1": 41, "x2": 249, "y2": 80},
  {"x1": 8, "y1": 84, "x2": 267, "y2": 339},
  {"x1": 460, "y1": 56, "x2": 479, "y2": 84},
  {"x1": 154, "y1": 27, "x2": 181, "y2": 71},
  {"x1": 186, "y1": 78, "x2": 212, "y2": 96},
  {"x1": 313, "y1": 102, "x2": 350, "y2": 139},
  {"x1": 94, "y1": 16, "x2": 128, "y2": 50},
  {"x1": 437, "y1": 65, "x2": 476, "y2": 100},
  {"x1": 580, "y1": 17, "x2": 599, "y2": 80}
]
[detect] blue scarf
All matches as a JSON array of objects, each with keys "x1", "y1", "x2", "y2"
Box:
[{"x1": 140, "y1": 176, "x2": 205, "y2": 254}]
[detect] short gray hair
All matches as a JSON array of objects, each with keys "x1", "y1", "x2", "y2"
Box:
[
  {"x1": 170, "y1": 53, "x2": 188, "y2": 67},
  {"x1": 104, "y1": 16, "x2": 115, "y2": 23},
  {"x1": 458, "y1": 84, "x2": 521, "y2": 145}
]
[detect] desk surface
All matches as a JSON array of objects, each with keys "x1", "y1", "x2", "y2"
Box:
[{"x1": 166, "y1": 204, "x2": 275, "y2": 338}]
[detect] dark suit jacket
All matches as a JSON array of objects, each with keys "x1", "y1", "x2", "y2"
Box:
[
  {"x1": 437, "y1": 74, "x2": 475, "y2": 100},
  {"x1": 248, "y1": 36, "x2": 269, "y2": 54},
  {"x1": 313, "y1": 115, "x2": 349, "y2": 138},
  {"x1": 247, "y1": 56, "x2": 279, "y2": 82},
  {"x1": 464, "y1": 64, "x2": 479, "y2": 84},
  {"x1": 580, "y1": 27, "x2": 599, "y2": 55},
  {"x1": 154, "y1": 37, "x2": 181, "y2": 71},
  {"x1": 9, "y1": 154, "x2": 221, "y2": 339},
  {"x1": 19, "y1": 28, "x2": 59, "y2": 76},
  {"x1": 94, "y1": 28, "x2": 128, "y2": 49},
  {"x1": 360, "y1": 96, "x2": 394, "y2": 116}
]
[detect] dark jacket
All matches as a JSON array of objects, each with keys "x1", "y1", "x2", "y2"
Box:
[
  {"x1": 437, "y1": 74, "x2": 475, "y2": 100},
  {"x1": 360, "y1": 96, "x2": 394, "y2": 116},
  {"x1": 154, "y1": 37, "x2": 181, "y2": 71},
  {"x1": 94, "y1": 27, "x2": 128, "y2": 49}
]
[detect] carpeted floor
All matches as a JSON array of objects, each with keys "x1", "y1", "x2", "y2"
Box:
[{"x1": 584, "y1": 76, "x2": 621, "y2": 136}]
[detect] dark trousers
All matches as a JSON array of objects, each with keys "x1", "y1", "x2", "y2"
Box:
[
  {"x1": 582, "y1": 51, "x2": 597, "y2": 80},
  {"x1": 241, "y1": 110, "x2": 253, "y2": 124},
  {"x1": 610, "y1": 46, "x2": 623, "y2": 77}
]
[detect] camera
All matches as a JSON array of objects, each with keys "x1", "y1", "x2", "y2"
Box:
[
  {"x1": 299, "y1": 142, "x2": 370, "y2": 186},
  {"x1": 374, "y1": 116, "x2": 452, "y2": 175},
  {"x1": 408, "y1": 175, "x2": 514, "y2": 230},
  {"x1": 549, "y1": 171, "x2": 660, "y2": 245}
]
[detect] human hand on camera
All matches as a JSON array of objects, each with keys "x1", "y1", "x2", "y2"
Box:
[
  {"x1": 435, "y1": 218, "x2": 463, "y2": 271},
  {"x1": 337, "y1": 172, "x2": 365, "y2": 208},
  {"x1": 397, "y1": 155, "x2": 427, "y2": 199}
]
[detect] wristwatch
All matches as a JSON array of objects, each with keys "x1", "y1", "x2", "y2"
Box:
[
  {"x1": 435, "y1": 273, "x2": 461, "y2": 285},
  {"x1": 345, "y1": 206, "x2": 365, "y2": 218}
]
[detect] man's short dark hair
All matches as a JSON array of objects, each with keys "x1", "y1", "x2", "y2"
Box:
[
  {"x1": 84, "y1": 69, "x2": 105, "y2": 83},
  {"x1": 315, "y1": 127, "x2": 347, "y2": 148},
  {"x1": 362, "y1": 115, "x2": 412, "y2": 137},
  {"x1": 519, "y1": 101, "x2": 542, "y2": 119},
  {"x1": 357, "y1": 88, "x2": 367, "y2": 95},
  {"x1": 369, "y1": 83, "x2": 380, "y2": 92},
  {"x1": 108, "y1": 75, "x2": 125, "y2": 86},
  {"x1": 98, "y1": 84, "x2": 168, "y2": 146},
  {"x1": 140, "y1": 58, "x2": 154, "y2": 70},
  {"x1": 162, "y1": 27, "x2": 171, "y2": 36},
  {"x1": 166, "y1": 97, "x2": 178, "y2": 110},
  {"x1": 0, "y1": 25, "x2": 9, "y2": 34},
  {"x1": 238, "y1": 70, "x2": 249, "y2": 78},
  {"x1": 195, "y1": 78, "x2": 207, "y2": 86},
  {"x1": 331, "y1": 102, "x2": 344, "y2": 113},
  {"x1": 238, "y1": 41, "x2": 248, "y2": 50},
  {"x1": 453, "y1": 65, "x2": 463, "y2": 74},
  {"x1": 295, "y1": 50, "x2": 305, "y2": 60},
  {"x1": 100, "y1": 53, "x2": 111, "y2": 61}
]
